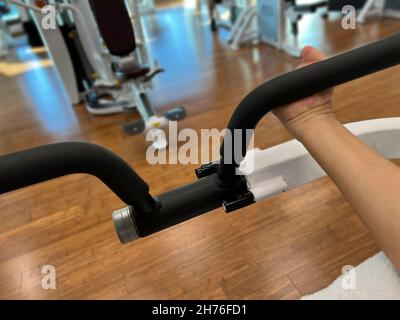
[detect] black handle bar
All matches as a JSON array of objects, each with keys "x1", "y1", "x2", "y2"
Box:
[
  {"x1": 0, "y1": 142, "x2": 157, "y2": 214},
  {"x1": 1, "y1": 33, "x2": 400, "y2": 242},
  {"x1": 219, "y1": 32, "x2": 400, "y2": 182}
]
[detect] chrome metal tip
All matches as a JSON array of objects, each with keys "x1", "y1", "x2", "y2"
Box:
[{"x1": 112, "y1": 206, "x2": 140, "y2": 244}]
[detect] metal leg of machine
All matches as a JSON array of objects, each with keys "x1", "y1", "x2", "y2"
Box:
[
  {"x1": 357, "y1": 0, "x2": 400, "y2": 23},
  {"x1": 226, "y1": 6, "x2": 259, "y2": 50}
]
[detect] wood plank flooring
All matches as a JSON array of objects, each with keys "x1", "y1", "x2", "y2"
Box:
[{"x1": 0, "y1": 6, "x2": 399, "y2": 299}]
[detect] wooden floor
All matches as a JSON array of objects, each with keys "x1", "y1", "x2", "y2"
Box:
[{"x1": 0, "y1": 7, "x2": 400, "y2": 299}]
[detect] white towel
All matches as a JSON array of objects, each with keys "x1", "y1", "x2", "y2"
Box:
[{"x1": 302, "y1": 252, "x2": 400, "y2": 300}]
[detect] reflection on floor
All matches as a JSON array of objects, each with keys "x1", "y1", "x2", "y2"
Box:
[
  {"x1": 0, "y1": 47, "x2": 52, "y2": 77},
  {"x1": 0, "y1": 6, "x2": 399, "y2": 299}
]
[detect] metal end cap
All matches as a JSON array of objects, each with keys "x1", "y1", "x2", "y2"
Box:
[{"x1": 112, "y1": 206, "x2": 140, "y2": 244}]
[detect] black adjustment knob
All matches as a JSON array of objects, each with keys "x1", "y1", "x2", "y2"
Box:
[
  {"x1": 222, "y1": 192, "x2": 255, "y2": 213},
  {"x1": 195, "y1": 162, "x2": 219, "y2": 179}
]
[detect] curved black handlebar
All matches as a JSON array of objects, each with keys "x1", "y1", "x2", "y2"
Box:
[
  {"x1": 219, "y1": 32, "x2": 400, "y2": 182},
  {"x1": 0, "y1": 142, "x2": 157, "y2": 214}
]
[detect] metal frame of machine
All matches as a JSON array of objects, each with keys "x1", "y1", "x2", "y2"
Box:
[
  {"x1": 358, "y1": 0, "x2": 400, "y2": 23},
  {"x1": 226, "y1": 0, "x2": 328, "y2": 57}
]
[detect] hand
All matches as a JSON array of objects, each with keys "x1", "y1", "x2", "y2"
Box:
[{"x1": 272, "y1": 46, "x2": 337, "y2": 138}]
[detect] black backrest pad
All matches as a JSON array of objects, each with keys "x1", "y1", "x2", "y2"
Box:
[
  {"x1": 90, "y1": 0, "x2": 136, "y2": 56},
  {"x1": 328, "y1": 0, "x2": 367, "y2": 10}
]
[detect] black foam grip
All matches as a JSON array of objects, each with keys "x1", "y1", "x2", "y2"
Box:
[
  {"x1": 0, "y1": 142, "x2": 156, "y2": 212},
  {"x1": 134, "y1": 174, "x2": 247, "y2": 237},
  {"x1": 219, "y1": 32, "x2": 400, "y2": 181}
]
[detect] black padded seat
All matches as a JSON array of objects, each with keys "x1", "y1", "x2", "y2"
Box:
[
  {"x1": 116, "y1": 66, "x2": 151, "y2": 81},
  {"x1": 112, "y1": 62, "x2": 150, "y2": 81},
  {"x1": 328, "y1": 0, "x2": 366, "y2": 10},
  {"x1": 288, "y1": 0, "x2": 328, "y2": 12}
]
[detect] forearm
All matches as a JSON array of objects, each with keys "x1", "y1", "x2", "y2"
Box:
[{"x1": 293, "y1": 113, "x2": 400, "y2": 270}]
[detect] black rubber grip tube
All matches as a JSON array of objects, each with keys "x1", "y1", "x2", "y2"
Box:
[
  {"x1": 0, "y1": 142, "x2": 157, "y2": 213},
  {"x1": 133, "y1": 173, "x2": 247, "y2": 237},
  {"x1": 219, "y1": 32, "x2": 400, "y2": 181}
]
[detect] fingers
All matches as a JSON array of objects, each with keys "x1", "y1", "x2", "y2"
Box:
[{"x1": 301, "y1": 46, "x2": 327, "y2": 64}]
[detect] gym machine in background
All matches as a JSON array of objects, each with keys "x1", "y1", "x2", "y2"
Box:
[
  {"x1": 49, "y1": 0, "x2": 163, "y2": 117},
  {"x1": 53, "y1": 0, "x2": 139, "y2": 115},
  {"x1": 89, "y1": 0, "x2": 186, "y2": 148},
  {"x1": 51, "y1": 0, "x2": 157, "y2": 116},
  {"x1": 226, "y1": 0, "x2": 332, "y2": 54},
  {"x1": 357, "y1": 0, "x2": 400, "y2": 23},
  {"x1": 21, "y1": 0, "x2": 153, "y2": 115},
  {"x1": 212, "y1": 0, "x2": 253, "y2": 30},
  {"x1": 2, "y1": 0, "x2": 186, "y2": 149},
  {"x1": 0, "y1": 32, "x2": 399, "y2": 244},
  {"x1": 226, "y1": 0, "x2": 399, "y2": 55},
  {"x1": 10, "y1": 0, "x2": 121, "y2": 107}
]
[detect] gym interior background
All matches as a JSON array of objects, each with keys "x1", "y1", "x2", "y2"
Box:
[{"x1": 0, "y1": 0, "x2": 400, "y2": 299}]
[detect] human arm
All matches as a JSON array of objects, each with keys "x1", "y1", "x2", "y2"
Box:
[{"x1": 273, "y1": 46, "x2": 400, "y2": 271}]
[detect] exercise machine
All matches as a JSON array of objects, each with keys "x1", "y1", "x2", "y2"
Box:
[
  {"x1": 256, "y1": 0, "x2": 308, "y2": 57},
  {"x1": 0, "y1": 32, "x2": 399, "y2": 244},
  {"x1": 54, "y1": 0, "x2": 159, "y2": 116},
  {"x1": 285, "y1": 0, "x2": 329, "y2": 38},
  {"x1": 225, "y1": 0, "x2": 259, "y2": 49},
  {"x1": 212, "y1": 0, "x2": 250, "y2": 30},
  {"x1": 227, "y1": 0, "x2": 329, "y2": 55},
  {"x1": 89, "y1": 0, "x2": 186, "y2": 149},
  {"x1": 4, "y1": 0, "x2": 113, "y2": 105},
  {"x1": 50, "y1": 0, "x2": 135, "y2": 115},
  {"x1": 46, "y1": 0, "x2": 185, "y2": 148},
  {"x1": 357, "y1": 0, "x2": 400, "y2": 23},
  {"x1": 5, "y1": 0, "x2": 152, "y2": 114},
  {"x1": 22, "y1": 0, "x2": 141, "y2": 113},
  {"x1": 229, "y1": 1, "x2": 377, "y2": 54},
  {"x1": 3, "y1": 0, "x2": 186, "y2": 149}
]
